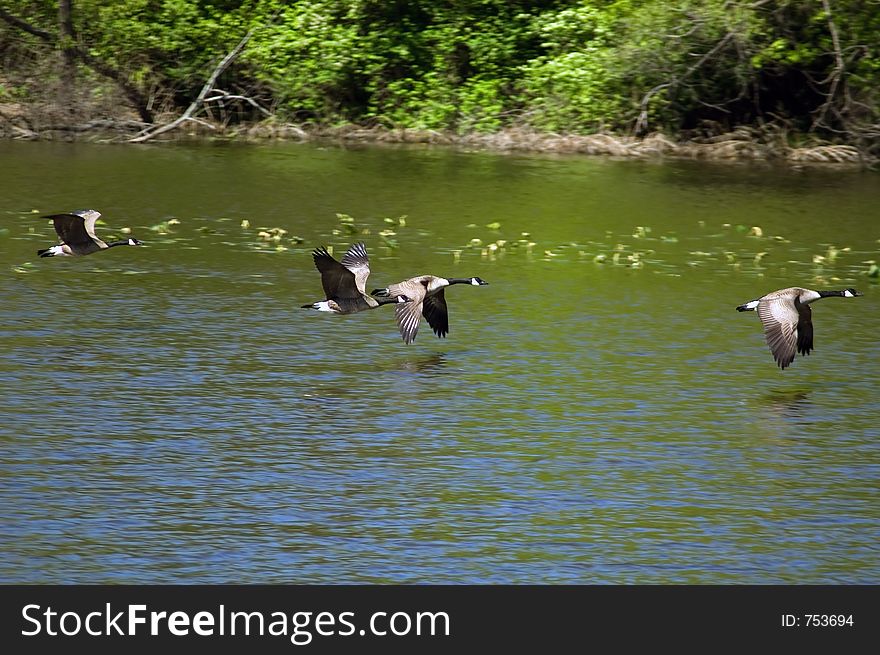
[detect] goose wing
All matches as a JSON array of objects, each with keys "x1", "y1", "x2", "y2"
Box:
[
  {"x1": 382, "y1": 276, "x2": 430, "y2": 299},
  {"x1": 796, "y1": 303, "x2": 813, "y2": 356},
  {"x1": 340, "y1": 242, "x2": 371, "y2": 294},
  {"x1": 757, "y1": 297, "x2": 800, "y2": 368},
  {"x1": 79, "y1": 210, "x2": 104, "y2": 244},
  {"x1": 46, "y1": 213, "x2": 92, "y2": 246},
  {"x1": 312, "y1": 247, "x2": 359, "y2": 299},
  {"x1": 392, "y1": 283, "x2": 427, "y2": 344},
  {"x1": 395, "y1": 300, "x2": 424, "y2": 344},
  {"x1": 422, "y1": 288, "x2": 449, "y2": 338}
]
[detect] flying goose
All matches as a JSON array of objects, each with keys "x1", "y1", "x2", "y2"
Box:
[
  {"x1": 371, "y1": 275, "x2": 488, "y2": 344},
  {"x1": 302, "y1": 242, "x2": 409, "y2": 313},
  {"x1": 37, "y1": 209, "x2": 142, "y2": 257},
  {"x1": 736, "y1": 287, "x2": 862, "y2": 369}
]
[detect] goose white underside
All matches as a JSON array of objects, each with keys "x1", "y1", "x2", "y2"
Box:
[
  {"x1": 45, "y1": 245, "x2": 70, "y2": 257},
  {"x1": 741, "y1": 300, "x2": 760, "y2": 310},
  {"x1": 311, "y1": 301, "x2": 336, "y2": 312}
]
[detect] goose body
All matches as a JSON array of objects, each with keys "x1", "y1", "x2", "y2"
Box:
[
  {"x1": 736, "y1": 287, "x2": 862, "y2": 369},
  {"x1": 38, "y1": 209, "x2": 142, "y2": 257},
  {"x1": 372, "y1": 275, "x2": 488, "y2": 344},
  {"x1": 302, "y1": 242, "x2": 408, "y2": 313}
]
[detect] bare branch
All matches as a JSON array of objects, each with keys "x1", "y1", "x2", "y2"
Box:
[
  {"x1": 203, "y1": 93, "x2": 272, "y2": 117},
  {"x1": 0, "y1": 8, "x2": 52, "y2": 39},
  {"x1": 129, "y1": 28, "x2": 255, "y2": 143},
  {"x1": 182, "y1": 116, "x2": 216, "y2": 129},
  {"x1": 811, "y1": 0, "x2": 846, "y2": 131},
  {"x1": 634, "y1": 32, "x2": 735, "y2": 134},
  {"x1": 38, "y1": 119, "x2": 150, "y2": 133},
  {"x1": 635, "y1": 83, "x2": 671, "y2": 135},
  {"x1": 0, "y1": 7, "x2": 153, "y2": 123}
]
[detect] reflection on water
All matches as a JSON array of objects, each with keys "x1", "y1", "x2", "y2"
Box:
[
  {"x1": 395, "y1": 353, "x2": 449, "y2": 374},
  {"x1": 759, "y1": 389, "x2": 814, "y2": 420},
  {"x1": 0, "y1": 141, "x2": 878, "y2": 584}
]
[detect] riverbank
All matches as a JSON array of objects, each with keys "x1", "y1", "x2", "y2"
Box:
[
  {"x1": 266, "y1": 124, "x2": 869, "y2": 166},
  {"x1": 0, "y1": 101, "x2": 872, "y2": 167},
  {"x1": 3, "y1": 1, "x2": 879, "y2": 170}
]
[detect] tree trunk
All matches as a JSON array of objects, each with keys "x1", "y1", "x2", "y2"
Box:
[
  {"x1": 58, "y1": 0, "x2": 76, "y2": 123},
  {"x1": 0, "y1": 6, "x2": 153, "y2": 124}
]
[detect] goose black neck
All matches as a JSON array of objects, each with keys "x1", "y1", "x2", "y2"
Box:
[
  {"x1": 376, "y1": 295, "x2": 402, "y2": 306},
  {"x1": 817, "y1": 290, "x2": 845, "y2": 298},
  {"x1": 447, "y1": 278, "x2": 472, "y2": 285},
  {"x1": 106, "y1": 240, "x2": 129, "y2": 248}
]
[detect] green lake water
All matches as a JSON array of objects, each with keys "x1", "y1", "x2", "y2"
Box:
[{"x1": 1, "y1": 140, "x2": 878, "y2": 583}]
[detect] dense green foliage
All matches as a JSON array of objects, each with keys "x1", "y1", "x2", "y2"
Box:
[{"x1": 2, "y1": 0, "x2": 878, "y2": 143}]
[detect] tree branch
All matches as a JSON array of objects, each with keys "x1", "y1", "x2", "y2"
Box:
[
  {"x1": 0, "y1": 8, "x2": 52, "y2": 39},
  {"x1": 203, "y1": 93, "x2": 272, "y2": 117},
  {"x1": 0, "y1": 7, "x2": 154, "y2": 123},
  {"x1": 129, "y1": 28, "x2": 255, "y2": 143},
  {"x1": 634, "y1": 32, "x2": 736, "y2": 135},
  {"x1": 811, "y1": 0, "x2": 846, "y2": 132}
]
